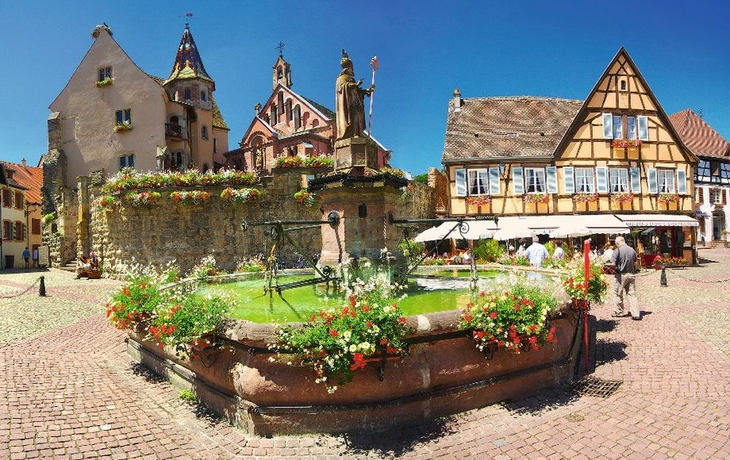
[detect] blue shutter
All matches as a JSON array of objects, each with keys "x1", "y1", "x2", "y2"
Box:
[
  {"x1": 602, "y1": 113, "x2": 613, "y2": 139},
  {"x1": 638, "y1": 116, "x2": 649, "y2": 141},
  {"x1": 455, "y1": 168, "x2": 466, "y2": 197},
  {"x1": 563, "y1": 166, "x2": 575, "y2": 194},
  {"x1": 630, "y1": 167, "x2": 641, "y2": 193},
  {"x1": 546, "y1": 166, "x2": 558, "y2": 194},
  {"x1": 647, "y1": 168, "x2": 658, "y2": 194},
  {"x1": 512, "y1": 167, "x2": 524, "y2": 195},
  {"x1": 677, "y1": 169, "x2": 687, "y2": 194},
  {"x1": 489, "y1": 167, "x2": 500, "y2": 195},
  {"x1": 596, "y1": 167, "x2": 608, "y2": 193}
]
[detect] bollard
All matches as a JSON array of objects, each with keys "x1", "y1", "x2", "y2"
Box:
[
  {"x1": 39, "y1": 276, "x2": 47, "y2": 297},
  {"x1": 660, "y1": 265, "x2": 667, "y2": 287}
]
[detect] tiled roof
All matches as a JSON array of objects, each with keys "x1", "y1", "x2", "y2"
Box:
[
  {"x1": 442, "y1": 96, "x2": 583, "y2": 163},
  {"x1": 668, "y1": 109, "x2": 729, "y2": 159},
  {"x1": 165, "y1": 24, "x2": 214, "y2": 86},
  {"x1": 302, "y1": 97, "x2": 335, "y2": 119},
  {"x1": 1, "y1": 161, "x2": 42, "y2": 204},
  {"x1": 211, "y1": 95, "x2": 228, "y2": 130}
]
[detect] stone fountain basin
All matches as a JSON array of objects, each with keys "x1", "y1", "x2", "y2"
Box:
[{"x1": 126, "y1": 308, "x2": 582, "y2": 436}]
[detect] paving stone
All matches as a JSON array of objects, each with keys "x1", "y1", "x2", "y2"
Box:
[{"x1": 2, "y1": 251, "x2": 730, "y2": 458}]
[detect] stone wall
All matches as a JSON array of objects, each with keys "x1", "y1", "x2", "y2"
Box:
[{"x1": 87, "y1": 169, "x2": 434, "y2": 276}]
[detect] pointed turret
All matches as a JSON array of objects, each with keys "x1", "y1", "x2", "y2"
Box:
[
  {"x1": 272, "y1": 54, "x2": 293, "y2": 90},
  {"x1": 165, "y1": 22, "x2": 214, "y2": 88}
]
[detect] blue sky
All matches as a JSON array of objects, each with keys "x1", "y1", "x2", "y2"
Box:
[{"x1": 1, "y1": 1, "x2": 728, "y2": 176}]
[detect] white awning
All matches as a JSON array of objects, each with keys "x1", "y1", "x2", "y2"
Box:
[
  {"x1": 413, "y1": 220, "x2": 497, "y2": 242},
  {"x1": 614, "y1": 214, "x2": 699, "y2": 227}
]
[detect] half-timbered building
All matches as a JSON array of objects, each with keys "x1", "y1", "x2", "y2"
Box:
[{"x1": 441, "y1": 48, "x2": 699, "y2": 265}]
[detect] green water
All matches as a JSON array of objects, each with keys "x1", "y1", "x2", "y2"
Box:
[{"x1": 202, "y1": 273, "x2": 495, "y2": 323}]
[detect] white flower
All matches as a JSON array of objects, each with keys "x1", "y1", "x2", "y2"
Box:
[
  {"x1": 349, "y1": 344, "x2": 357, "y2": 352},
  {"x1": 359, "y1": 342, "x2": 371, "y2": 350},
  {"x1": 342, "y1": 330, "x2": 352, "y2": 341}
]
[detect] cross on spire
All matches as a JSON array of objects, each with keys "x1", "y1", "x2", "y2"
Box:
[{"x1": 275, "y1": 41, "x2": 285, "y2": 57}]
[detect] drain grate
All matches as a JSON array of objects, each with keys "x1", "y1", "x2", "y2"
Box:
[{"x1": 572, "y1": 376, "x2": 622, "y2": 398}]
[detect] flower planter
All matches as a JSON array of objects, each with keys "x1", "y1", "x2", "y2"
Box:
[
  {"x1": 126, "y1": 309, "x2": 582, "y2": 436},
  {"x1": 570, "y1": 298, "x2": 590, "y2": 310}
]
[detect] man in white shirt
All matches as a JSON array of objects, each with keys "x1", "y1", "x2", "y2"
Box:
[{"x1": 524, "y1": 236, "x2": 548, "y2": 268}]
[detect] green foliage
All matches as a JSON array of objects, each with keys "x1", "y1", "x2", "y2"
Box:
[
  {"x1": 562, "y1": 260, "x2": 608, "y2": 303},
  {"x1": 178, "y1": 389, "x2": 197, "y2": 403},
  {"x1": 397, "y1": 239, "x2": 425, "y2": 265},
  {"x1": 472, "y1": 239, "x2": 503, "y2": 263},
  {"x1": 106, "y1": 273, "x2": 164, "y2": 330},
  {"x1": 413, "y1": 173, "x2": 428, "y2": 185},
  {"x1": 101, "y1": 168, "x2": 259, "y2": 193}
]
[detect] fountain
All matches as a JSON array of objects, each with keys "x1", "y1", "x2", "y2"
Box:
[{"x1": 124, "y1": 51, "x2": 584, "y2": 436}]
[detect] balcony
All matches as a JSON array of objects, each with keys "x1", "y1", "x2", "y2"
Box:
[{"x1": 165, "y1": 123, "x2": 184, "y2": 139}]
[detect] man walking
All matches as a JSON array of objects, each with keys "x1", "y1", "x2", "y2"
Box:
[
  {"x1": 524, "y1": 235, "x2": 548, "y2": 268},
  {"x1": 608, "y1": 236, "x2": 640, "y2": 320}
]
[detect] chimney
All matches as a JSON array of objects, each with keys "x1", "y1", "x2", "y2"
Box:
[
  {"x1": 21, "y1": 158, "x2": 27, "y2": 167},
  {"x1": 453, "y1": 88, "x2": 462, "y2": 113}
]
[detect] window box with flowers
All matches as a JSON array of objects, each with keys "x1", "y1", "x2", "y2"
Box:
[
  {"x1": 466, "y1": 195, "x2": 491, "y2": 207},
  {"x1": 302, "y1": 156, "x2": 334, "y2": 168},
  {"x1": 219, "y1": 187, "x2": 261, "y2": 205},
  {"x1": 294, "y1": 189, "x2": 317, "y2": 207},
  {"x1": 170, "y1": 190, "x2": 211, "y2": 206},
  {"x1": 562, "y1": 260, "x2": 609, "y2": 309},
  {"x1": 572, "y1": 192, "x2": 598, "y2": 203},
  {"x1": 657, "y1": 193, "x2": 680, "y2": 204},
  {"x1": 114, "y1": 122, "x2": 133, "y2": 133},
  {"x1": 124, "y1": 191, "x2": 161, "y2": 207},
  {"x1": 611, "y1": 138, "x2": 643, "y2": 149},
  {"x1": 273, "y1": 155, "x2": 303, "y2": 168},
  {"x1": 95, "y1": 77, "x2": 114, "y2": 88},
  {"x1": 523, "y1": 193, "x2": 550, "y2": 205},
  {"x1": 458, "y1": 281, "x2": 560, "y2": 357},
  {"x1": 272, "y1": 271, "x2": 409, "y2": 393},
  {"x1": 610, "y1": 191, "x2": 634, "y2": 204}
]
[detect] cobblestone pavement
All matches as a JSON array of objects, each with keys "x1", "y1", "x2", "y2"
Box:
[{"x1": 1, "y1": 250, "x2": 729, "y2": 459}]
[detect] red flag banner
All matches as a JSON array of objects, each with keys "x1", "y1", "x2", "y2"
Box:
[{"x1": 370, "y1": 56, "x2": 379, "y2": 71}]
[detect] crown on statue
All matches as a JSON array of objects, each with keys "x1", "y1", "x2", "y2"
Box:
[{"x1": 340, "y1": 49, "x2": 353, "y2": 69}]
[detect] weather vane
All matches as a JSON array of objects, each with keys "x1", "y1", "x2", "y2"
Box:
[{"x1": 184, "y1": 11, "x2": 193, "y2": 25}]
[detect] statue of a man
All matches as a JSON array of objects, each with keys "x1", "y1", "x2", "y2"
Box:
[{"x1": 336, "y1": 50, "x2": 374, "y2": 141}]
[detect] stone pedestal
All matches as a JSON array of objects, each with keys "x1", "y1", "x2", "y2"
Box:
[
  {"x1": 318, "y1": 184, "x2": 404, "y2": 269},
  {"x1": 333, "y1": 137, "x2": 378, "y2": 173}
]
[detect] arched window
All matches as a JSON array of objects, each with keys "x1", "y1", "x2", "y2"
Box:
[
  {"x1": 294, "y1": 105, "x2": 302, "y2": 130},
  {"x1": 202, "y1": 125, "x2": 209, "y2": 140},
  {"x1": 201, "y1": 91, "x2": 207, "y2": 102},
  {"x1": 271, "y1": 104, "x2": 278, "y2": 123}
]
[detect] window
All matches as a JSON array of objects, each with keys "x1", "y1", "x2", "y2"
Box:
[
  {"x1": 711, "y1": 189, "x2": 723, "y2": 204},
  {"x1": 202, "y1": 126, "x2": 209, "y2": 140},
  {"x1": 467, "y1": 169, "x2": 489, "y2": 196},
  {"x1": 213, "y1": 138, "x2": 217, "y2": 154},
  {"x1": 119, "y1": 154, "x2": 135, "y2": 170},
  {"x1": 32, "y1": 218, "x2": 41, "y2": 235},
  {"x1": 200, "y1": 91, "x2": 207, "y2": 102},
  {"x1": 603, "y1": 113, "x2": 649, "y2": 141},
  {"x1": 115, "y1": 109, "x2": 131, "y2": 126},
  {"x1": 609, "y1": 168, "x2": 629, "y2": 192},
  {"x1": 286, "y1": 99, "x2": 293, "y2": 122},
  {"x1": 98, "y1": 67, "x2": 112, "y2": 81},
  {"x1": 657, "y1": 170, "x2": 675, "y2": 193},
  {"x1": 184, "y1": 89, "x2": 192, "y2": 101},
  {"x1": 293, "y1": 105, "x2": 302, "y2": 130},
  {"x1": 2, "y1": 221, "x2": 10, "y2": 240},
  {"x1": 525, "y1": 168, "x2": 546, "y2": 193},
  {"x1": 15, "y1": 191, "x2": 23, "y2": 209},
  {"x1": 14, "y1": 221, "x2": 23, "y2": 241},
  {"x1": 1, "y1": 189, "x2": 9, "y2": 208},
  {"x1": 575, "y1": 168, "x2": 595, "y2": 192},
  {"x1": 271, "y1": 104, "x2": 278, "y2": 123}
]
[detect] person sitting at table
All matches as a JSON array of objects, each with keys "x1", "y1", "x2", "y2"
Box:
[{"x1": 76, "y1": 253, "x2": 91, "y2": 278}]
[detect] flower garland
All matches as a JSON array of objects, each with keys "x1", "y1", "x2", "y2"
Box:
[
  {"x1": 466, "y1": 195, "x2": 491, "y2": 207},
  {"x1": 101, "y1": 168, "x2": 259, "y2": 193},
  {"x1": 572, "y1": 192, "x2": 598, "y2": 203},
  {"x1": 523, "y1": 193, "x2": 550, "y2": 204},
  {"x1": 170, "y1": 190, "x2": 211, "y2": 205},
  {"x1": 219, "y1": 187, "x2": 261, "y2": 204},
  {"x1": 124, "y1": 191, "x2": 161, "y2": 207}
]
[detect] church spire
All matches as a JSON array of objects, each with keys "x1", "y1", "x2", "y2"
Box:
[
  {"x1": 165, "y1": 23, "x2": 214, "y2": 89},
  {"x1": 272, "y1": 42, "x2": 292, "y2": 90}
]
